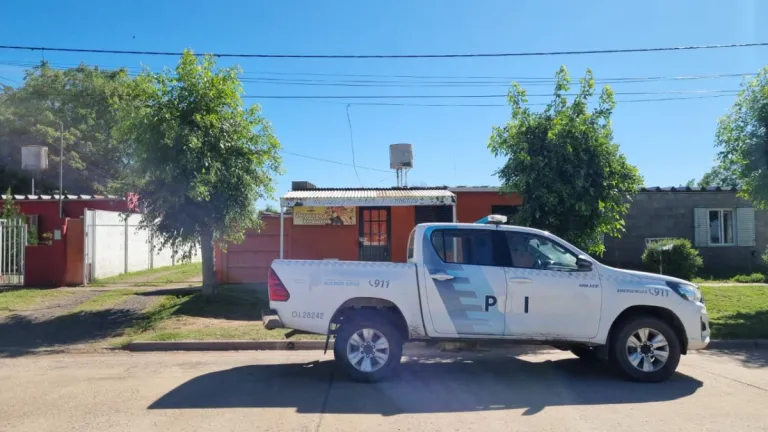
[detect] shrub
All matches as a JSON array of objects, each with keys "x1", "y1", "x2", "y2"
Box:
[
  {"x1": 763, "y1": 246, "x2": 768, "y2": 266},
  {"x1": 641, "y1": 238, "x2": 703, "y2": 280},
  {"x1": 730, "y1": 273, "x2": 766, "y2": 283}
]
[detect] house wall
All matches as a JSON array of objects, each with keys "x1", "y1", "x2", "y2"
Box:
[
  {"x1": 454, "y1": 191, "x2": 523, "y2": 222},
  {"x1": 603, "y1": 191, "x2": 768, "y2": 276}
]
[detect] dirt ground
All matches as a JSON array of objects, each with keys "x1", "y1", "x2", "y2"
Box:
[{"x1": 0, "y1": 287, "x2": 189, "y2": 356}]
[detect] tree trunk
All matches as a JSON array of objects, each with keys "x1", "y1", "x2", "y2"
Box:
[{"x1": 200, "y1": 226, "x2": 218, "y2": 297}]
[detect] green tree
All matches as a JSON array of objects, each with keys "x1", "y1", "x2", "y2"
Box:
[
  {"x1": 488, "y1": 66, "x2": 643, "y2": 255},
  {"x1": 1, "y1": 188, "x2": 22, "y2": 220},
  {"x1": 117, "y1": 51, "x2": 282, "y2": 296},
  {"x1": 696, "y1": 163, "x2": 741, "y2": 188},
  {"x1": 715, "y1": 67, "x2": 768, "y2": 207},
  {"x1": 0, "y1": 62, "x2": 133, "y2": 195}
]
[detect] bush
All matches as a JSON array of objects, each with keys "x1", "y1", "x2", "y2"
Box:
[
  {"x1": 641, "y1": 238, "x2": 703, "y2": 280},
  {"x1": 762, "y1": 246, "x2": 768, "y2": 266},
  {"x1": 730, "y1": 273, "x2": 766, "y2": 283}
]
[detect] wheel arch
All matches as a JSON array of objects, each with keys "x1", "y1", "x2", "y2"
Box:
[
  {"x1": 608, "y1": 305, "x2": 689, "y2": 355},
  {"x1": 329, "y1": 297, "x2": 410, "y2": 341}
]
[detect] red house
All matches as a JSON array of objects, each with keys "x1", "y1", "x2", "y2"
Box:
[
  {"x1": 0, "y1": 193, "x2": 136, "y2": 287},
  {"x1": 215, "y1": 185, "x2": 522, "y2": 284}
]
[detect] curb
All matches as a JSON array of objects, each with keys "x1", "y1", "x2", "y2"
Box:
[
  {"x1": 706, "y1": 339, "x2": 768, "y2": 350},
  {"x1": 123, "y1": 340, "x2": 328, "y2": 352},
  {"x1": 123, "y1": 339, "x2": 768, "y2": 353}
]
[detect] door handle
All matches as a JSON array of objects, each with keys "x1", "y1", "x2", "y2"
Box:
[
  {"x1": 431, "y1": 273, "x2": 455, "y2": 281},
  {"x1": 508, "y1": 277, "x2": 532, "y2": 284}
]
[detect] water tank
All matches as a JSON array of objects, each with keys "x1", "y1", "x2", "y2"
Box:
[
  {"x1": 389, "y1": 143, "x2": 413, "y2": 169},
  {"x1": 21, "y1": 146, "x2": 49, "y2": 171}
]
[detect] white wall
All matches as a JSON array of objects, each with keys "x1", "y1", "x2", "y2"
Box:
[{"x1": 86, "y1": 209, "x2": 201, "y2": 281}]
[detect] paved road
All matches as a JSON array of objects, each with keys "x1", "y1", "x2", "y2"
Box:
[{"x1": 1, "y1": 348, "x2": 767, "y2": 431}]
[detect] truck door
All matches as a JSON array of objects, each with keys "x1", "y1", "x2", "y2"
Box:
[
  {"x1": 501, "y1": 231, "x2": 602, "y2": 339},
  {"x1": 420, "y1": 227, "x2": 507, "y2": 336}
]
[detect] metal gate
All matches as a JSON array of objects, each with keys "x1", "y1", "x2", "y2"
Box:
[{"x1": 0, "y1": 218, "x2": 27, "y2": 286}]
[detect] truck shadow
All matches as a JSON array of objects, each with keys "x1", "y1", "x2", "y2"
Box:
[{"x1": 149, "y1": 354, "x2": 703, "y2": 416}]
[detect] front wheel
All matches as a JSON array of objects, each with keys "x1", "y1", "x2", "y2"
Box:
[
  {"x1": 611, "y1": 316, "x2": 681, "y2": 382},
  {"x1": 333, "y1": 314, "x2": 403, "y2": 382}
]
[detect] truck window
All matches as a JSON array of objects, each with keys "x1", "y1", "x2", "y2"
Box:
[
  {"x1": 406, "y1": 228, "x2": 416, "y2": 261},
  {"x1": 430, "y1": 229, "x2": 497, "y2": 266},
  {"x1": 504, "y1": 231, "x2": 579, "y2": 271}
]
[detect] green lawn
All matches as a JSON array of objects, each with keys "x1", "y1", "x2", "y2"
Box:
[
  {"x1": 92, "y1": 262, "x2": 202, "y2": 286},
  {"x1": 701, "y1": 285, "x2": 768, "y2": 339},
  {"x1": 118, "y1": 284, "x2": 323, "y2": 345},
  {"x1": 0, "y1": 289, "x2": 73, "y2": 316}
]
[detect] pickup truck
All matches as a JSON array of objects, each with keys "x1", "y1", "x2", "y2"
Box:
[{"x1": 265, "y1": 215, "x2": 710, "y2": 382}]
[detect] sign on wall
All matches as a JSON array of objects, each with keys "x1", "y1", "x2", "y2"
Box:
[{"x1": 293, "y1": 206, "x2": 356, "y2": 225}]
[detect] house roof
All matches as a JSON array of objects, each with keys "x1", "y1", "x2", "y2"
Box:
[
  {"x1": 1, "y1": 194, "x2": 125, "y2": 201},
  {"x1": 641, "y1": 186, "x2": 740, "y2": 192},
  {"x1": 281, "y1": 187, "x2": 456, "y2": 207}
]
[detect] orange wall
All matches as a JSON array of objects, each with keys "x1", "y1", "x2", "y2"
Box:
[
  {"x1": 390, "y1": 206, "x2": 416, "y2": 262},
  {"x1": 455, "y1": 191, "x2": 523, "y2": 222},
  {"x1": 291, "y1": 223, "x2": 358, "y2": 261}
]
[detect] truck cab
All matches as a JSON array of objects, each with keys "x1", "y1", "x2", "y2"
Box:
[{"x1": 267, "y1": 216, "x2": 710, "y2": 382}]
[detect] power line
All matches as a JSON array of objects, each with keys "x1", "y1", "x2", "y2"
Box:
[
  {"x1": 345, "y1": 104, "x2": 362, "y2": 185},
  {"x1": 281, "y1": 150, "x2": 391, "y2": 173},
  {"x1": 267, "y1": 93, "x2": 739, "y2": 107},
  {"x1": 1, "y1": 42, "x2": 767, "y2": 59},
  {"x1": 243, "y1": 90, "x2": 740, "y2": 100}
]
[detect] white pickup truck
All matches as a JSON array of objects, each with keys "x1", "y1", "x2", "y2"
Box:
[{"x1": 265, "y1": 216, "x2": 710, "y2": 382}]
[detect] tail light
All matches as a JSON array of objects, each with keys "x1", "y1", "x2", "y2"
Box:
[{"x1": 268, "y1": 268, "x2": 290, "y2": 302}]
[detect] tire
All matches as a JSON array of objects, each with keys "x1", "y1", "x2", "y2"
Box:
[
  {"x1": 570, "y1": 345, "x2": 600, "y2": 363},
  {"x1": 333, "y1": 313, "x2": 403, "y2": 382},
  {"x1": 611, "y1": 316, "x2": 681, "y2": 383}
]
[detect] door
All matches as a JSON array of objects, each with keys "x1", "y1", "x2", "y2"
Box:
[
  {"x1": 502, "y1": 231, "x2": 602, "y2": 339},
  {"x1": 421, "y1": 227, "x2": 507, "y2": 336},
  {"x1": 359, "y1": 207, "x2": 391, "y2": 262}
]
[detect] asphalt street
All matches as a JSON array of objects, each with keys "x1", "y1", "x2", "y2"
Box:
[{"x1": 1, "y1": 347, "x2": 767, "y2": 431}]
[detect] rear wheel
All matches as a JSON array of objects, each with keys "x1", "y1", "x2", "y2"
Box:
[
  {"x1": 333, "y1": 314, "x2": 403, "y2": 382},
  {"x1": 611, "y1": 316, "x2": 681, "y2": 382}
]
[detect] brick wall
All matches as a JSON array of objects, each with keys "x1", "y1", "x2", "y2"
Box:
[{"x1": 603, "y1": 191, "x2": 768, "y2": 276}]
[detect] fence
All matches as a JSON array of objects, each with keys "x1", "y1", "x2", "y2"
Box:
[
  {"x1": 83, "y1": 209, "x2": 201, "y2": 284},
  {"x1": 0, "y1": 218, "x2": 27, "y2": 286}
]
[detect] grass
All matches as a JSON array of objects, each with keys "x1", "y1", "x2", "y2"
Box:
[
  {"x1": 701, "y1": 284, "x2": 768, "y2": 339},
  {"x1": 92, "y1": 262, "x2": 202, "y2": 286},
  {"x1": 0, "y1": 289, "x2": 73, "y2": 316},
  {"x1": 117, "y1": 284, "x2": 323, "y2": 345},
  {"x1": 72, "y1": 289, "x2": 137, "y2": 312}
]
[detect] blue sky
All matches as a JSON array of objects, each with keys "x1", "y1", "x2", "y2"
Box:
[{"x1": 1, "y1": 1, "x2": 766, "y2": 205}]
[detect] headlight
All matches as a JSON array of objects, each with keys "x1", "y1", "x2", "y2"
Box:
[{"x1": 666, "y1": 281, "x2": 702, "y2": 302}]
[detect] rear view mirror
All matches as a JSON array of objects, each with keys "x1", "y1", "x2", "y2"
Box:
[{"x1": 576, "y1": 256, "x2": 593, "y2": 271}]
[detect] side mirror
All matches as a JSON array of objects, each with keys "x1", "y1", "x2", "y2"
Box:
[{"x1": 576, "y1": 256, "x2": 593, "y2": 271}]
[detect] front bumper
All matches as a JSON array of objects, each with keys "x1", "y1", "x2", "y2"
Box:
[
  {"x1": 262, "y1": 309, "x2": 284, "y2": 330},
  {"x1": 688, "y1": 311, "x2": 710, "y2": 351}
]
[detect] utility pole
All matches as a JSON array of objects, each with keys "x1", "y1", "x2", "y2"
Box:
[{"x1": 58, "y1": 120, "x2": 64, "y2": 218}]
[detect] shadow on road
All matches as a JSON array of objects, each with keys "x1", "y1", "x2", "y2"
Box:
[
  {"x1": 0, "y1": 309, "x2": 138, "y2": 357},
  {"x1": 149, "y1": 355, "x2": 703, "y2": 416},
  {"x1": 703, "y1": 348, "x2": 768, "y2": 368}
]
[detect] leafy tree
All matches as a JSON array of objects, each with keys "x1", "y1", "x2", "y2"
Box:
[
  {"x1": 715, "y1": 67, "x2": 768, "y2": 207},
  {"x1": 696, "y1": 163, "x2": 741, "y2": 188},
  {"x1": 117, "y1": 51, "x2": 282, "y2": 296},
  {"x1": 488, "y1": 66, "x2": 643, "y2": 255},
  {"x1": 0, "y1": 62, "x2": 133, "y2": 195},
  {"x1": 1, "y1": 188, "x2": 22, "y2": 220},
  {"x1": 641, "y1": 238, "x2": 703, "y2": 280}
]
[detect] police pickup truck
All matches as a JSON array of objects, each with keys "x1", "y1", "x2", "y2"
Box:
[{"x1": 265, "y1": 215, "x2": 709, "y2": 382}]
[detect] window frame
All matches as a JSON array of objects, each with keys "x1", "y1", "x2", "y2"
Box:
[
  {"x1": 707, "y1": 208, "x2": 736, "y2": 247},
  {"x1": 501, "y1": 230, "x2": 584, "y2": 272},
  {"x1": 428, "y1": 228, "x2": 505, "y2": 267}
]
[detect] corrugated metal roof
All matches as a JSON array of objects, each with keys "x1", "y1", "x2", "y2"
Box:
[
  {"x1": 640, "y1": 186, "x2": 740, "y2": 192},
  {"x1": 281, "y1": 188, "x2": 455, "y2": 207},
  {"x1": 0, "y1": 194, "x2": 124, "y2": 201}
]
